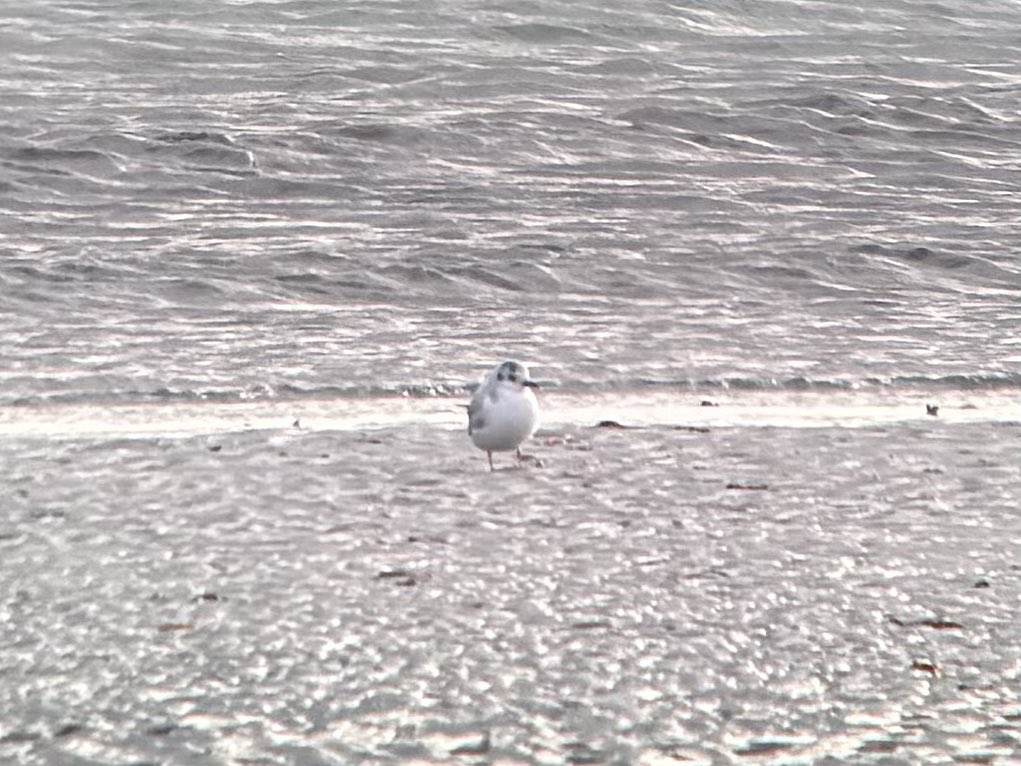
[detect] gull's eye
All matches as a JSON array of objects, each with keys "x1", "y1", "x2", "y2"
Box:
[
  {"x1": 497, "y1": 372, "x2": 505, "y2": 381},
  {"x1": 509, "y1": 374, "x2": 518, "y2": 382}
]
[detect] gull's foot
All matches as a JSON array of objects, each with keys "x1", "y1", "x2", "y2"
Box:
[{"x1": 515, "y1": 452, "x2": 544, "y2": 468}]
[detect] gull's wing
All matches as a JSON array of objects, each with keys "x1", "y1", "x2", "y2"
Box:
[{"x1": 466, "y1": 388, "x2": 488, "y2": 434}]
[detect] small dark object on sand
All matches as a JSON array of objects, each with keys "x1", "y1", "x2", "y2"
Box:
[
  {"x1": 701, "y1": 400, "x2": 719, "y2": 407},
  {"x1": 596, "y1": 420, "x2": 629, "y2": 428},
  {"x1": 911, "y1": 660, "x2": 939, "y2": 676},
  {"x1": 889, "y1": 616, "x2": 964, "y2": 630},
  {"x1": 516, "y1": 452, "x2": 544, "y2": 467},
  {"x1": 208, "y1": 444, "x2": 222, "y2": 452},
  {"x1": 376, "y1": 569, "x2": 419, "y2": 587},
  {"x1": 926, "y1": 404, "x2": 939, "y2": 416},
  {"x1": 0, "y1": 732, "x2": 41, "y2": 744},
  {"x1": 450, "y1": 732, "x2": 492, "y2": 757},
  {"x1": 571, "y1": 619, "x2": 612, "y2": 630},
  {"x1": 157, "y1": 622, "x2": 195, "y2": 633},
  {"x1": 726, "y1": 482, "x2": 769, "y2": 491}
]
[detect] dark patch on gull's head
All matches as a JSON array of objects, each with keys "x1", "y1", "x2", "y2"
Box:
[{"x1": 493, "y1": 361, "x2": 538, "y2": 388}]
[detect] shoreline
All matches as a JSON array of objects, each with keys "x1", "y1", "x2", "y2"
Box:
[{"x1": 0, "y1": 387, "x2": 1017, "y2": 440}]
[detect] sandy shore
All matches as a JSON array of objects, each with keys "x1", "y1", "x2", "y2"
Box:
[{"x1": 2, "y1": 416, "x2": 1019, "y2": 764}]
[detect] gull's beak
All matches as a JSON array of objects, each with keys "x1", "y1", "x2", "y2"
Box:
[{"x1": 523, "y1": 380, "x2": 540, "y2": 389}]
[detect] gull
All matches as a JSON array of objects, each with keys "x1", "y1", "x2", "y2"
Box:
[{"x1": 467, "y1": 361, "x2": 540, "y2": 470}]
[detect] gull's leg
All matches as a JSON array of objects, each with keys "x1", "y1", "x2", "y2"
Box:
[
  {"x1": 487, "y1": 451, "x2": 494, "y2": 471},
  {"x1": 516, "y1": 447, "x2": 523, "y2": 460}
]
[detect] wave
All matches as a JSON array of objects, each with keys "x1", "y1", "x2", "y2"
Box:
[{"x1": 6, "y1": 373, "x2": 1019, "y2": 409}]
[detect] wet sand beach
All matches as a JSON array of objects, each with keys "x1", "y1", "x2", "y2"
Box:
[{"x1": 2, "y1": 406, "x2": 1019, "y2": 764}]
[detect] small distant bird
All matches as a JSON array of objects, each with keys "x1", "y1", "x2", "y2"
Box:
[
  {"x1": 467, "y1": 361, "x2": 540, "y2": 470},
  {"x1": 926, "y1": 404, "x2": 939, "y2": 417}
]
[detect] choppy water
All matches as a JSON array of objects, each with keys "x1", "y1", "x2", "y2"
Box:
[
  {"x1": 2, "y1": 1, "x2": 1021, "y2": 764},
  {"x1": 2, "y1": 0, "x2": 1020, "y2": 407}
]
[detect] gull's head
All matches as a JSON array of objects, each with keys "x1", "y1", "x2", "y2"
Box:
[{"x1": 490, "y1": 360, "x2": 539, "y2": 391}]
